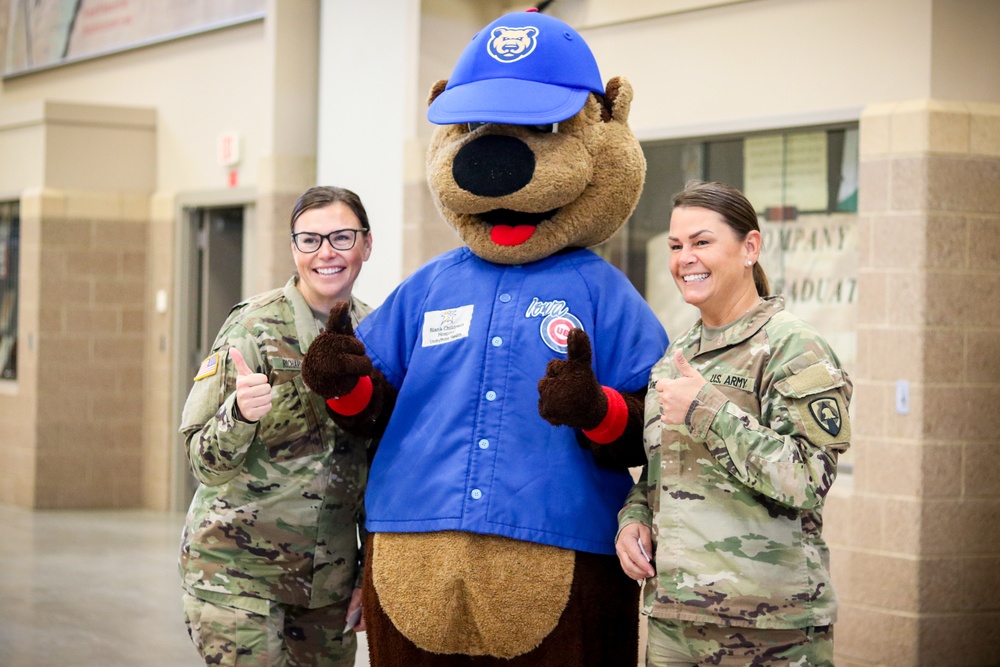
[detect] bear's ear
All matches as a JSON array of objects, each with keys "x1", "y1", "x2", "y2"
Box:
[
  {"x1": 598, "y1": 76, "x2": 633, "y2": 123},
  {"x1": 427, "y1": 79, "x2": 448, "y2": 107}
]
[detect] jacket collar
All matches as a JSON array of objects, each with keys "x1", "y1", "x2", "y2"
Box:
[{"x1": 688, "y1": 295, "x2": 784, "y2": 356}]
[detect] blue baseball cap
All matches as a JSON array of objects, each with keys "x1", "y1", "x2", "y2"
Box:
[{"x1": 427, "y1": 10, "x2": 604, "y2": 125}]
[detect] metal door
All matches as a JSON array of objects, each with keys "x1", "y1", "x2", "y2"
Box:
[{"x1": 176, "y1": 206, "x2": 245, "y2": 506}]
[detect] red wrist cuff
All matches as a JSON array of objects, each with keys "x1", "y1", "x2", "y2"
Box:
[
  {"x1": 326, "y1": 376, "x2": 373, "y2": 416},
  {"x1": 582, "y1": 386, "x2": 628, "y2": 444}
]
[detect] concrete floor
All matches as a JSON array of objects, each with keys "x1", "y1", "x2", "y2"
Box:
[{"x1": 0, "y1": 507, "x2": 370, "y2": 667}]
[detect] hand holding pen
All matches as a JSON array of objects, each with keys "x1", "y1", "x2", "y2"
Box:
[{"x1": 614, "y1": 522, "x2": 655, "y2": 584}]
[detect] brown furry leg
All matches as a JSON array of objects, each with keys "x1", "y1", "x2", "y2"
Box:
[
  {"x1": 364, "y1": 533, "x2": 467, "y2": 666},
  {"x1": 363, "y1": 536, "x2": 639, "y2": 667},
  {"x1": 362, "y1": 534, "x2": 427, "y2": 667},
  {"x1": 500, "y1": 550, "x2": 640, "y2": 667}
]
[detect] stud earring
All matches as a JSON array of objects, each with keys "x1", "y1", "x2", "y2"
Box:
[{"x1": 746, "y1": 260, "x2": 753, "y2": 267}]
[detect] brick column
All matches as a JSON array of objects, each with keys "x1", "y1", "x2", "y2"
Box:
[
  {"x1": 31, "y1": 190, "x2": 149, "y2": 508},
  {"x1": 830, "y1": 100, "x2": 1000, "y2": 666}
]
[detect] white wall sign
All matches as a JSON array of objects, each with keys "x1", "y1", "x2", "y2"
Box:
[{"x1": 217, "y1": 132, "x2": 241, "y2": 167}]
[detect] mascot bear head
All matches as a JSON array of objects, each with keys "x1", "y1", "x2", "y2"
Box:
[{"x1": 425, "y1": 9, "x2": 646, "y2": 265}]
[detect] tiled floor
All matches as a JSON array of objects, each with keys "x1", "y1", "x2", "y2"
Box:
[{"x1": 0, "y1": 506, "x2": 370, "y2": 667}]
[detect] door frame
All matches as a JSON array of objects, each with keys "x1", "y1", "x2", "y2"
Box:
[{"x1": 170, "y1": 188, "x2": 256, "y2": 511}]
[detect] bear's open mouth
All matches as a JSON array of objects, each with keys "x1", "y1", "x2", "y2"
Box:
[
  {"x1": 478, "y1": 208, "x2": 559, "y2": 246},
  {"x1": 478, "y1": 209, "x2": 559, "y2": 227}
]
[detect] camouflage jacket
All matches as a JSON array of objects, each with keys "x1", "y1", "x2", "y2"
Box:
[
  {"x1": 619, "y1": 296, "x2": 851, "y2": 629},
  {"x1": 179, "y1": 277, "x2": 372, "y2": 610}
]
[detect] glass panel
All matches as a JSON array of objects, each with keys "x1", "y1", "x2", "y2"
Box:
[
  {"x1": 0, "y1": 201, "x2": 20, "y2": 380},
  {"x1": 705, "y1": 138, "x2": 743, "y2": 190},
  {"x1": 3, "y1": 1, "x2": 266, "y2": 77}
]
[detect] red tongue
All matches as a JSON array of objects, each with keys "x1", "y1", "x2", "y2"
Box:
[{"x1": 490, "y1": 225, "x2": 535, "y2": 246}]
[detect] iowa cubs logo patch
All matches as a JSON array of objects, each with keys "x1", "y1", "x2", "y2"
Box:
[
  {"x1": 525, "y1": 297, "x2": 583, "y2": 354},
  {"x1": 487, "y1": 25, "x2": 539, "y2": 63}
]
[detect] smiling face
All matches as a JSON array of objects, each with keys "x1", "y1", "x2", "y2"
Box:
[
  {"x1": 425, "y1": 79, "x2": 646, "y2": 265},
  {"x1": 292, "y1": 201, "x2": 372, "y2": 314},
  {"x1": 668, "y1": 205, "x2": 761, "y2": 327}
]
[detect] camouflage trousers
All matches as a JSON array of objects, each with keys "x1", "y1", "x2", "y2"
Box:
[
  {"x1": 182, "y1": 592, "x2": 357, "y2": 667},
  {"x1": 645, "y1": 618, "x2": 834, "y2": 667}
]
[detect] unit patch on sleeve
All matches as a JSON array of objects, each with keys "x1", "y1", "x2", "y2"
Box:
[{"x1": 808, "y1": 397, "x2": 842, "y2": 437}]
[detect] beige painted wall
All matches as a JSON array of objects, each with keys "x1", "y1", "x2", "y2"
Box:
[
  {"x1": 931, "y1": 0, "x2": 1000, "y2": 103},
  {"x1": 568, "y1": 0, "x2": 939, "y2": 138},
  {"x1": 0, "y1": 20, "x2": 267, "y2": 193}
]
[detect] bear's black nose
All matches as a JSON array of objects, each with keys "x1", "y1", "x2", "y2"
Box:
[{"x1": 452, "y1": 135, "x2": 535, "y2": 197}]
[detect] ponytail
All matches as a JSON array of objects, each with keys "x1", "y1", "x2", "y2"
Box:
[{"x1": 753, "y1": 263, "x2": 769, "y2": 297}]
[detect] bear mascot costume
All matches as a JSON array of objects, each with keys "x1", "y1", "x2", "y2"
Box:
[{"x1": 302, "y1": 9, "x2": 668, "y2": 666}]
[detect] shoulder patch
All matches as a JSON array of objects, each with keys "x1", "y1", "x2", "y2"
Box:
[
  {"x1": 808, "y1": 397, "x2": 842, "y2": 437},
  {"x1": 194, "y1": 353, "x2": 221, "y2": 381}
]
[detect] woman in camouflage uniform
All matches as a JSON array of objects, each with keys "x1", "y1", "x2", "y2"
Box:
[
  {"x1": 616, "y1": 180, "x2": 851, "y2": 667},
  {"x1": 179, "y1": 186, "x2": 374, "y2": 666}
]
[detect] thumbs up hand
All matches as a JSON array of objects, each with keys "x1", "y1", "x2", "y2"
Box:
[
  {"x1": 229, "y1": 347, "x2": 273, "y2": 422},
  {"x1": 302, "y1": 301, "x2": 373, "y2": 400},
  {"x1": 323, "y1": 301, "x2": 357, "y2": 337},
  {"x1": 654, "y1": 350, "x2": 707, "y2": 425},
  {"x1": 537, "y1": 328, "x2": 606, "y2": 430}
]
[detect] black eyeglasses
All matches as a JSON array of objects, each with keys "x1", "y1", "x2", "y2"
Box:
[{"x1": 291, "y1": 229, "x2": 367, "y2": 253}]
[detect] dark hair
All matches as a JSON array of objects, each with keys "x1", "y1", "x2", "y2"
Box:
[
  {"x1": 671, "y1": 180, "x2": 769, "y2": 297},
  {"x1": 290, "y1": 186, "x2": 370, "y2": 232}
]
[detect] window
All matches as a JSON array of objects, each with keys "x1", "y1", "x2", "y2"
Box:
[{"x1": 0, "y1": 201, "x2": 19, "y2": 380}]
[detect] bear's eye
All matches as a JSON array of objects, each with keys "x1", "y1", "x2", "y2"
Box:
[
  {"x1": 464, "y1": 122, "x2": 558, "y2": 134},
  {"x1": 526, "y1": 123, "x2": 558, "y2": 134}
]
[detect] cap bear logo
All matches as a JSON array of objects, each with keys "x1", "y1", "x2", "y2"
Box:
[{"x1": 487, "y1": 26, "x2": 539, "y2": 63}]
